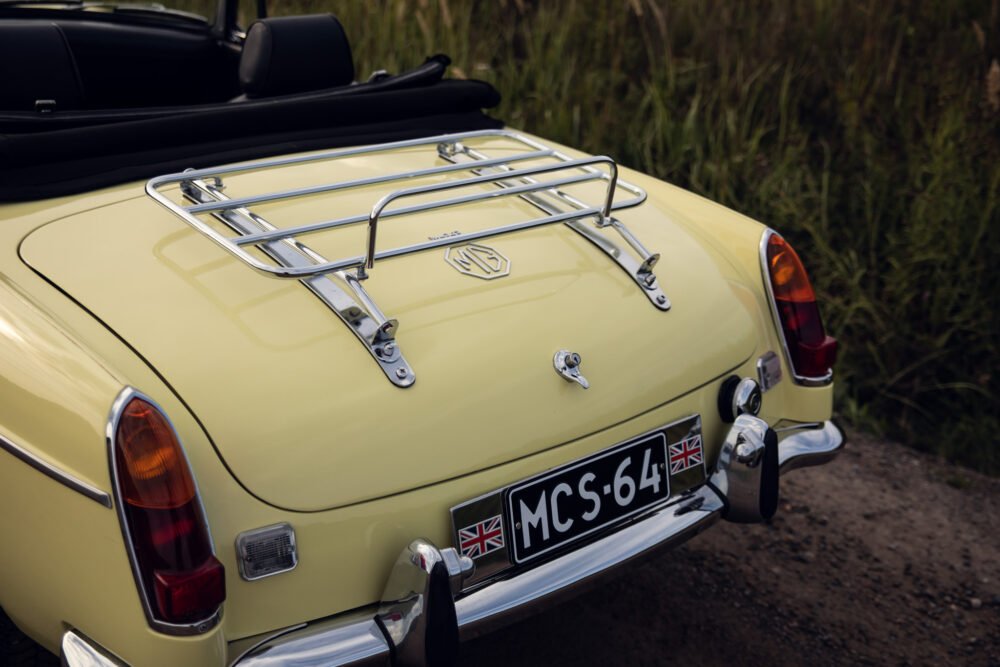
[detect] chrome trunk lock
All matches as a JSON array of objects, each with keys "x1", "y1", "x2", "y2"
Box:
[{"x1": 553, "y1": 350, "x2": 589, "y2": 389}]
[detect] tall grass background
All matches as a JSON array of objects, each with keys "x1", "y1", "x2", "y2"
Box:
[{"x1": 260, "y1": 0, "x2": 999, "y2": 472}]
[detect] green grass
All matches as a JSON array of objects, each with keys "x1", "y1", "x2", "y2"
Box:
[{"x1": 267, "y1": 0, "x2": 1000, "y2": 472}]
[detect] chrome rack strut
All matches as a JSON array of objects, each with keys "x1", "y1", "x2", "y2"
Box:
[
  {"x1": 437, "y1": 140, "x2": 671, "y2": 310},
  {"x1": 179, "y1": 177, "x2": 415, "y2": 387}
]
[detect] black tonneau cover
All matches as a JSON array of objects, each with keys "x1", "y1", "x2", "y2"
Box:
[{"x1": 0, "y1": 79, "x2": 501, "y2": 202}]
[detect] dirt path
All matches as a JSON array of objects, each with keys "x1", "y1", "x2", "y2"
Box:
[{"x1": 462, "y1": 430, "x2": 1000, "y2": 666}]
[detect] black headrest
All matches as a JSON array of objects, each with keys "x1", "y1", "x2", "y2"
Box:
[
  {"x1": 239, "y1": 14, "x2": 354, "y2": 98},
  {"x1": 0, "y1": 22, "x2": 84, "y2": 111}
]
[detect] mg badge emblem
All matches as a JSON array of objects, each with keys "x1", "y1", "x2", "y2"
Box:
[{"x1": 445, "y1": 243, "x2": 510, "y2": 280}]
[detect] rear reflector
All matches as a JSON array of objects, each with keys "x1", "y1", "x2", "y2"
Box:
[
  {"x1": 112, "y1": 391, "x2": 225, "y2": 630},
  {"x1": 764, "y1": 232, "x2": 837, "y2": 381},
  {"x1": 154, "y1": 556, "x2": 226, "y2": 622}
]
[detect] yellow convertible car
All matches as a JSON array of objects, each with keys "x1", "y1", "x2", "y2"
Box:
[{"x1": 0, "y1": 1, "x2": 842, "y2": 665}]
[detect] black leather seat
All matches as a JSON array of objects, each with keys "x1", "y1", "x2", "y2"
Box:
[
  {"x1": 0, "y1": 22, "x2": 85, "y2": 111},
  {"x1": 236, "y1": 14, "x2": 354, "y2": 100}
]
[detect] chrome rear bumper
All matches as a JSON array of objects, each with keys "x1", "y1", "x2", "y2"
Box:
[
  {"x1": 778, "y1": 420, "x2": 844, "y2": 472},
  {"x1": 233, "y1": 486, "x2": 724, "y2": 667},
  {"x1": 231, "y1": 419, "x2": 843, "y2": 667},
  {"x1": 63, "y1": 420, "x2": 843, "y2": 667}
]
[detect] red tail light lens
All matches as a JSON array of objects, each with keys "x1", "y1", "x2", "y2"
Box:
[
  {"x1": 113, "y1": 395, "x2": 225, "y2": 628},
  {"x1": 153, "y1": 558, "x2": 226, "y2": 622},
  {"x1": 764, "y1": 233, "x2": 837, "y2": 380}
]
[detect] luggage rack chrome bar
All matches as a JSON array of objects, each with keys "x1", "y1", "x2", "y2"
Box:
[
  {"x1": 182, "y1": 149, "x2": 556, "y2": 215},
  {"x1": 145, "y1": 129, "x2": 665, "y2": 387}
]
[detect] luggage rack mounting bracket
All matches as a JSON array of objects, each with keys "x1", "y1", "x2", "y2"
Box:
[{"x1": 178, "y1": 176, "x2": 415, "y2": 387}]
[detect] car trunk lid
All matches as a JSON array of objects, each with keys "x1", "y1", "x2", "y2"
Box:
[{"x1": 19, "y1": 143, "x2": 756, "y2": 511}]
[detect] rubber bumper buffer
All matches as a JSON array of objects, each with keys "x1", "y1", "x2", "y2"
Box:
[
  {"x1": 376, "y1": 539, "x2": 474, "y2": 667},
  {"x1": 709, "y1": 414, "x2": 780, "y2": 523}
]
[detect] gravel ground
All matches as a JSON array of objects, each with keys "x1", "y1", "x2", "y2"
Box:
[
  {"x1": 4, "y1": 430, "x2": 998, "y2": 666},
  {"x1": 462, "y1": 430, "x2": 1000, "y2": 666}
]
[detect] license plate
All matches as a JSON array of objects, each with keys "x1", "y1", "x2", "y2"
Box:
[{"x1": 506, "y1": 431, "x2": 670, "y2": 564}]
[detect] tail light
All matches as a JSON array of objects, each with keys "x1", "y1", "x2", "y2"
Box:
[
  {"x1": 110, "y1": 390, "x2": 225, "y2": 632},
  {"x1": 762, "y1": 231, "x2": 837, "y2": 382}
]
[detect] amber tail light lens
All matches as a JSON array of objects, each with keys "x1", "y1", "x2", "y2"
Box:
[
  {"x1": 113, "y1": 396, "x2": 225, "y2": 627},
  {"x1": 765, "y1": 233, "x2": 837, "y2": 380}
]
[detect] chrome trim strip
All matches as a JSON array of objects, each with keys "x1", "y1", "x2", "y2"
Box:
[
  {"x1": 0, "y1": 431, "x2": 111, "y2": 508},
  {"x1": 774, "y1": 421, "x2": 823, "y2": 433},
  {"x1": 106, "y1": 386, "x2": 223, "y2": 637},
  {"x1": 777, "y1": 419, "x2": 845, "y2": 473},
  {"x1": 758, "y1": 228, "x2": 834, "y2": 386},
  {"x1": 235, "y1": 616, "x2": 391, "y2": 667},
  {"x1": 61, "y1": 630, "x2": 128, "y2": 667},
  {"x1": 227, "y1": 623, "x2": 309, "y2": 667}
]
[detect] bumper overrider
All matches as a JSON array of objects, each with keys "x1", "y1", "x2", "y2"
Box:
[{"x1": 62, "y1": 418, "x2": 843, "y2": 667}]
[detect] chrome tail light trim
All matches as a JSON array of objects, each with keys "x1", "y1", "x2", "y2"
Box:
[
  {"x1": 758, "y1": 228, "x2": 834, "y2": 386},
  {"x1": 105, "y1": 386, "x2": 223, "y2": 637}
]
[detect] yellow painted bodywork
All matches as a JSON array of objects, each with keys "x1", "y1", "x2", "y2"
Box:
[
  {"x1": 20, "y1": 155, "x2": 757, "y2": 511},
  {"x1": 0, "y1": 130, "x2": 832, "y2": 665}
]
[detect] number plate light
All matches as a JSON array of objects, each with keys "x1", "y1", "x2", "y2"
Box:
[{"x1": 236, "y1": 524, "x2": 298, "y2": 581}]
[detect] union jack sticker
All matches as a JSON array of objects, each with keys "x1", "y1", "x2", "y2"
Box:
[
  {"x1": 458, "y1": 515, "x2": 504, "y2": 559},
  {"x1": 668, "y1": 434, "x2": 704, "y2": 475}
]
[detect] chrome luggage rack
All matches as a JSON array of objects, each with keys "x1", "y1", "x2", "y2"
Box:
[{"x1": 146, "y1": 129, "x2": 669, "y2": 388}]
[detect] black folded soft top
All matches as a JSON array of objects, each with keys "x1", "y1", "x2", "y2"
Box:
[{"x1": 0, "y1": 78, "x2": 502, "y2": 202}]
